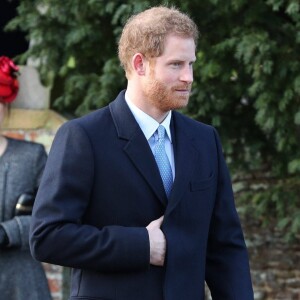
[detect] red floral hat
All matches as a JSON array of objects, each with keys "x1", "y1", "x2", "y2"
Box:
[{"x1": 0, "y1": 56, "x2": 19, "y2": 104}]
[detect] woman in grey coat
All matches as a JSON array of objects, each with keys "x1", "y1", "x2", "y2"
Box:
[{"x1": 0, "y1": 58, "x2": 52, "y2": 300}]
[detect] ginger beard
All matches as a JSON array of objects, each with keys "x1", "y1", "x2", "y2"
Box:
[{"x1": 143, "y1": 63, "x2": 192, "y2": 113}]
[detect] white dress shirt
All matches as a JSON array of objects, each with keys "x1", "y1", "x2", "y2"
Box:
[{"x1": 125, "y1": 92, "x2": 175, "y2": 180}]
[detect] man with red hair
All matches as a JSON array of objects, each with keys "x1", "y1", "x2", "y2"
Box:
[{"x1": 30, "y1": 6, "x2": 254, "y2": 300}]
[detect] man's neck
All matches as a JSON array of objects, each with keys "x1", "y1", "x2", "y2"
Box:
[{"x1": 126, "y1": 86, "x2": 169, "y2": 123}]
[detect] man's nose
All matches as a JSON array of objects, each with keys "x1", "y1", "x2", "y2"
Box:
[{"x1": 180, "y1": 65, "x2": 193, "y2": 83}]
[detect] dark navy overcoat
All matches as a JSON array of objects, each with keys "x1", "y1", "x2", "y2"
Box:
[{"x1": 30, "y1": 90, "x2": 253, "y2": 300}]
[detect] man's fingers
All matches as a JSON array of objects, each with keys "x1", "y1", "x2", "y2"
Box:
[
  {"x1": 146, "y1": 215, "x2": 166, "y2": 266},
  {"x1": 155, "y1": 215, "x2": 164, "y2": 226},
  {"x1": 147, "y1": 215, "x2": 164, "y2": 230}
]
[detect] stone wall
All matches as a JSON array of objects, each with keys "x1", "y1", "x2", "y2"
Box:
[
  {"x1": 43, "y1": 264, "x2": 63, "y2": 300},
  {"x1": 245, "y1": 220, "x2": 300, "y2": 300}
]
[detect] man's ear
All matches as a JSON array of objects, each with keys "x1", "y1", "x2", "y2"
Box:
[{"x1": 132, "y1": 53, "x2": 146, "y2": 76}]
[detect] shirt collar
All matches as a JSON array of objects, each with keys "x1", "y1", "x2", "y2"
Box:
[{"x1": 125, "y1": 92, "x2": 172, "y2": 142}]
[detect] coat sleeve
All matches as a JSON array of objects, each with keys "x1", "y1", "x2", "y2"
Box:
[
  {"x1": 29, "y1": 120, "x2": 150, "y2": 273},
  {"x1": 205, "y1": 128, "x2": 254, "y2": 299}
]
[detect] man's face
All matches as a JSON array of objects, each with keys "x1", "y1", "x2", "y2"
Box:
[{"x1": 143, "y1": 34, "x2": 196, "y2": 113}]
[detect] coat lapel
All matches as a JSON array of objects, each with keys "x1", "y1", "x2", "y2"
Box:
[
  {"x1": 167, "y1": 112, "x2": 199, "y2": 214},
  {"x1": 109, "y1": 91, "x2": 167, "y2": 205}
]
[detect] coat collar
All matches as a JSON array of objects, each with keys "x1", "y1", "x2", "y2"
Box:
[
  {"x1": 109, "y1": 90, "x2": 198, "y2": 211},
  {"x1": 109, "y1": 91, "x2": 167, "y2": 205},
  {"x1": 167, "y1": 111, "x2": 198, "y2": 214}
]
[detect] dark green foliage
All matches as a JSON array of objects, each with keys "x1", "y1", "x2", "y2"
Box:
[{"x1": 6, "y1": 0, "x2": 300, "y2": 238}]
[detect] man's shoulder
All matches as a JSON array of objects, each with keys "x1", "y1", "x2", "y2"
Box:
[
  {"x1": 62, "y1": 105, "x2": 111, "y2": 133},
  {"x1": 56, "y1": 105, "x2": 114, "y2": 142},
  {"x1": 63, "y1": 90, "x2": 127, "y2": 134},
  {"x1": 76, "y1": 105, "x2": 111, "y2": 125},
  {"x1": 71, "y1": 90, "x2": 126, "y2": 128}
]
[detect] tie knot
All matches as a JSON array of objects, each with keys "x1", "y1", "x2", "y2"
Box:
[{"x1": 157, "y1": 125, "x2": 166, "y2": 141}]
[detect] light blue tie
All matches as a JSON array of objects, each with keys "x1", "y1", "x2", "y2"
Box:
[{"x1": 154, "y1": 125, "x2": 173, "y2": 197}]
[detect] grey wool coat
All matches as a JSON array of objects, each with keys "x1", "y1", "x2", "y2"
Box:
[{"x1": 0, "y1": 137, "x2": 52, "y2": 300}]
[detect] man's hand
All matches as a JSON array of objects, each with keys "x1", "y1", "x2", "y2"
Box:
[{"x1": 146, "y1": 216, "x2": 166, "y2": 266}]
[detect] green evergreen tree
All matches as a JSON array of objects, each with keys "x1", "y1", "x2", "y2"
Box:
[{"x1": 6, "y1": 0, "x2": 300, "y2": 238}]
